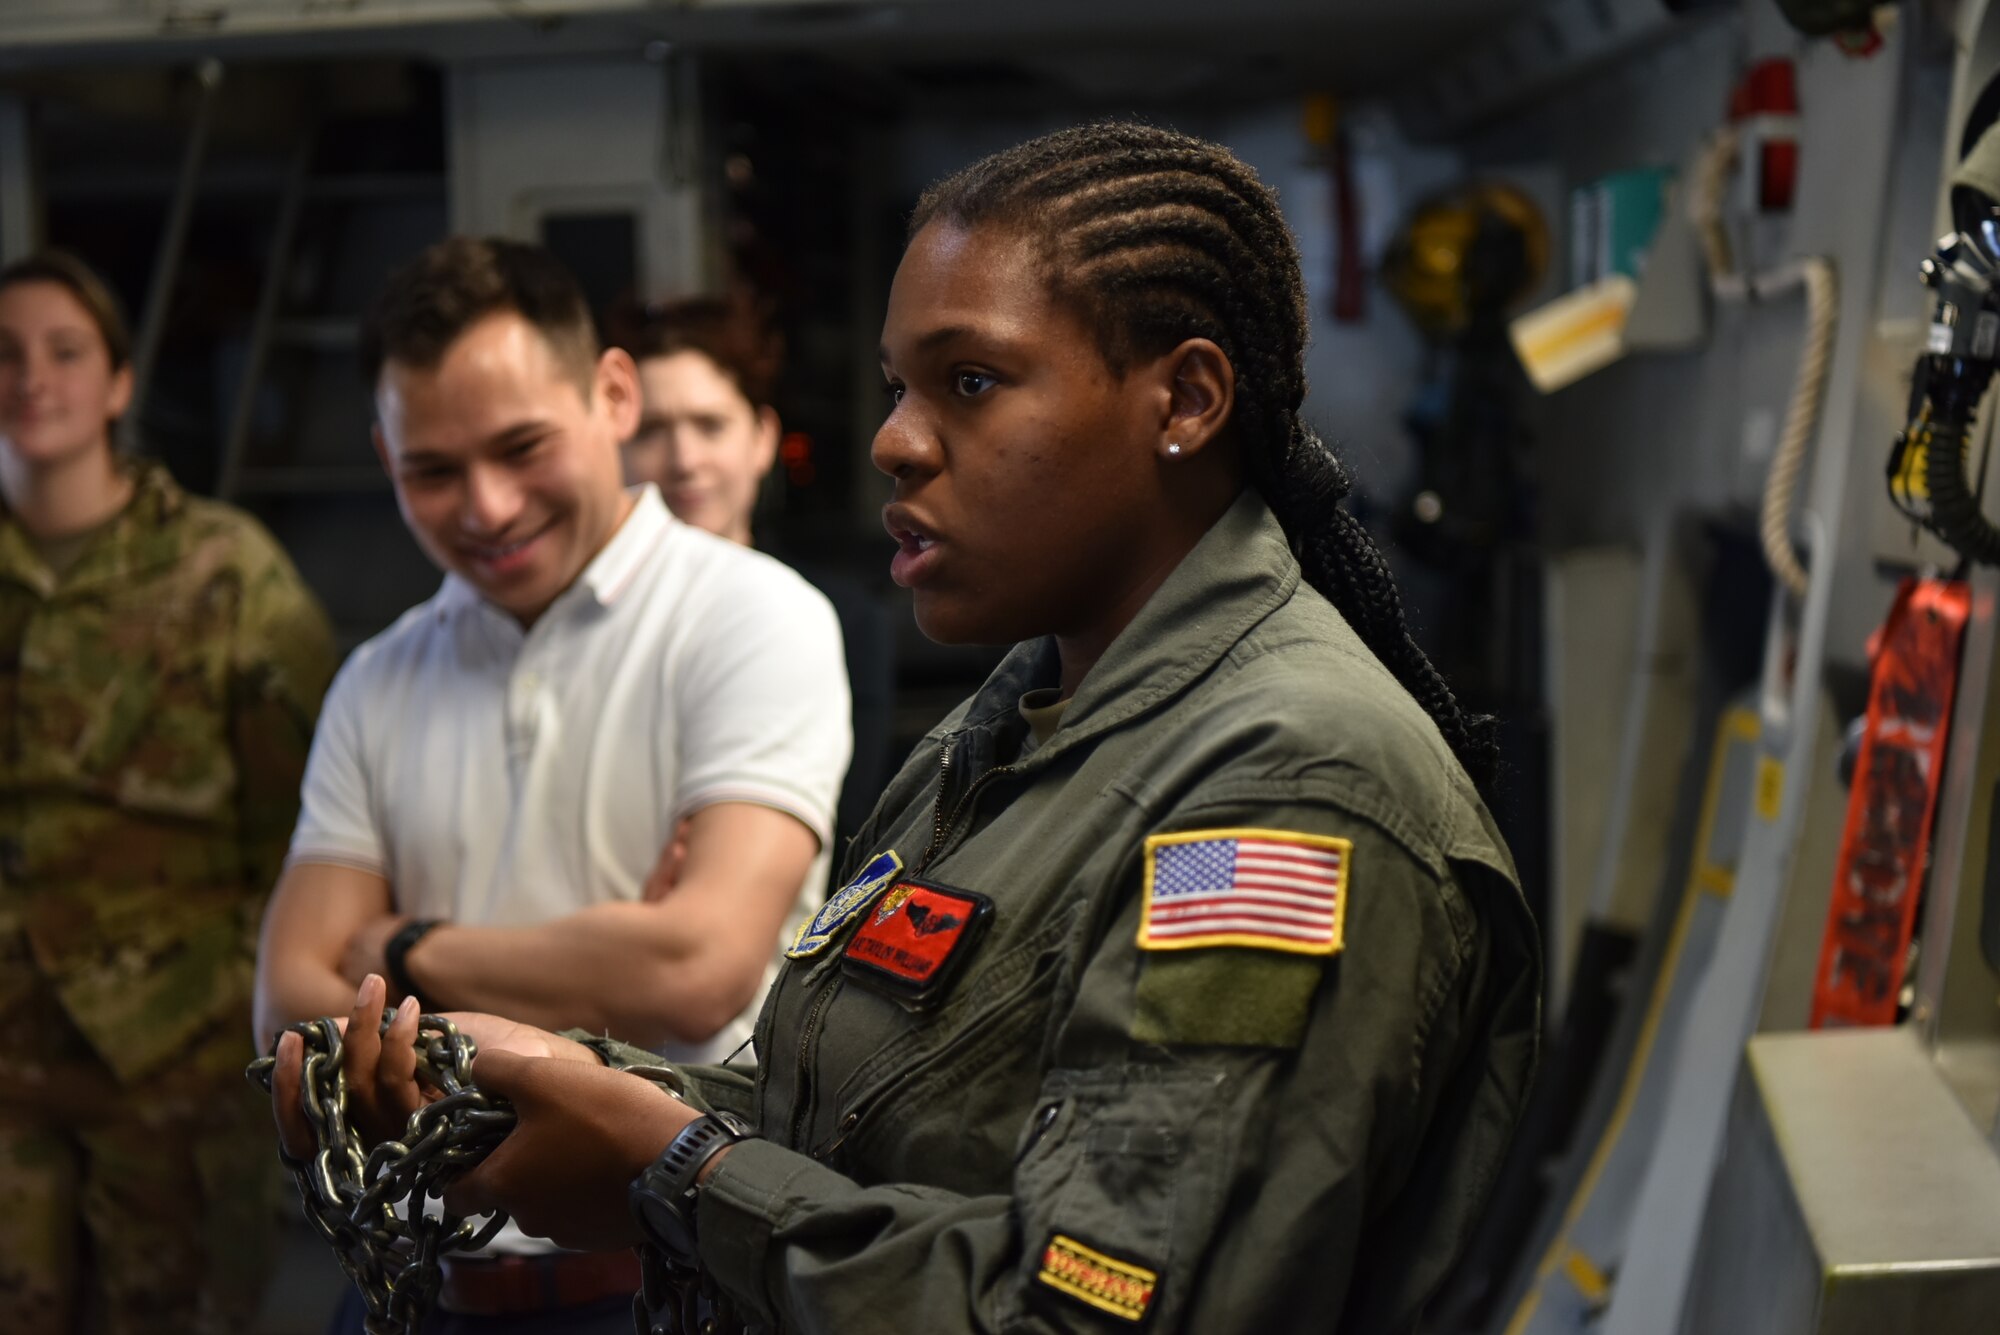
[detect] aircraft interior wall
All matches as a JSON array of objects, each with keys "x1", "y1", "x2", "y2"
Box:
[{"x1": 3, "y1": 2, "x2": 2000, "y2": 1332}]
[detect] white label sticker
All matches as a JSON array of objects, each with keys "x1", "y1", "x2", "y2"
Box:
[
  {"x1": 1929, "y1": 322, "x2": 1955, "y2": 354},
  {"x1": 1739, "y1": 408, "x2": 1778, "y2": 466}
]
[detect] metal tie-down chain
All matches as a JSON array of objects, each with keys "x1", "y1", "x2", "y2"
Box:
[
  {"x1": 637, "y1": 1245, "x2": 748, "y2": 1335},
  {"x1": 250, "y1": 1014, "x2": 740, "y2": 1335},
  {"x1": 247, "y1": 1012, "x2": 515, "y2": 1335}
]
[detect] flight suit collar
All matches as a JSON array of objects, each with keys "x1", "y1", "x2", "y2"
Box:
[
  {"x1": 0, "y1": 458, "x2": 189, "y2": 598},
  {"x1": 959, "y1": 488, "x2": 1297, "y2": 770}
]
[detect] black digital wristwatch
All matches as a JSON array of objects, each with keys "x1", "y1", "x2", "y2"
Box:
[
  {"x1": 629, "y1": 1111, "x2": 756, "y2": 1266},
  {"x1": 383, "y1": 917, "x2": 442, "y2": 1010}
]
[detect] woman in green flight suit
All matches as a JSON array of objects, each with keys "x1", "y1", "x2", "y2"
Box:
[{"x1": 276, "y1": 123, "x2": 1539, "y2": 1333}]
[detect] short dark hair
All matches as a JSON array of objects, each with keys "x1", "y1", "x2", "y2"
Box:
[
  {"x1": 913, "y1": 122, "x2": 1497, "y2": 787},
  {"x1": 607, "y1": 295, "x2": 783, "y2": 410},
  {"x1": 0, "y1": 249, "x2": 132, "y2": 369},
  {"x1": 360, "y1": 236, "x2": 598, "y2": 393}
]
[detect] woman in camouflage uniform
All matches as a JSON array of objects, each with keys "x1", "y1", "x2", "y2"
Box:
[
  {"x1": 279, "y1": 125, "x2": 1538, "y2": 1334},
  {"x1": 0, "y1": 251, "x2": 336, "y2": 1334}
]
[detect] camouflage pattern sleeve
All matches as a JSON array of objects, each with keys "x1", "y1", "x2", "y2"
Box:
[{"x1": 226, "y1": 522, "x2": 336, "y2": 900}]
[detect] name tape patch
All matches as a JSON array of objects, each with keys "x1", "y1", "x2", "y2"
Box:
[
  {"x1": 1036, "y1": 1233, "x2": 1158, "y2": 1324},
  {"x1": 838, "y1": 878, "x2": 990, "y2": 1005},
  {"x1": 787, "y1": 850, "x2": 903, "y2": 959},
  {"x1": 1137, "y1": 827, "x2": 1348, "y2": 956}
]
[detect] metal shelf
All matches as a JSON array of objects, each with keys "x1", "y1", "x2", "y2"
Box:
[
  {"x1": 1389, "y1": 0, "x2": 1696, "y2": 141},
  {"x1": 304, "y1": 173, "x2": 447, "y2": 203},
  {"x1": 235, "y1": 466, "x2": 393, "y2": 497},
  {"x1": 44, "y1": 167, "x2": 443, "y2": 204},
  {"x1": 270, "y1": 317, "x2": 361, "y2": 350},
  {"x1": 43, "y1": 162, "x2": 287, "y2": 201}
]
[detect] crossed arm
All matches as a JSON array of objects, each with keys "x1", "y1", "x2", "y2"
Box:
[{"x1": 253, "y1": 801, "x2": 819, "y2": 1053}]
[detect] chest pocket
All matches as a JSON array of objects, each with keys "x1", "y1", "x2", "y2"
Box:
[{"x1": 813, "y1": 901, "x2": 1081, "y2": 1193}]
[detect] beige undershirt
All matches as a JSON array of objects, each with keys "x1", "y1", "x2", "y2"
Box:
[{"x1": 1017, "y1": 688, "x2": 1072, "y2": 757}]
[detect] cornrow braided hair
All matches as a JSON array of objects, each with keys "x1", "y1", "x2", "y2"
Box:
[{"x1": 911, "y1": 121, "x2": 1499, "y2": 788}]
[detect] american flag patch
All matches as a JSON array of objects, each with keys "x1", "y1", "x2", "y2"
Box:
[{"x1": 1137, "y1": 828, "x2": 1348, "y2": 956}]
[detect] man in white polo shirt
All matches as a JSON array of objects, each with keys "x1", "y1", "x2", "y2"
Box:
[{"x1": 253, "y1": 237, "x2": 850, "y2": 1333}]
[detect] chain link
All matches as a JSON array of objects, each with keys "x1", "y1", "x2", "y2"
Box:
[
  {"x1": 247, "y1": 1012, "x2": 514, "y2": 1335},
  {"x1": 638, "y1": 1245, "x2": 749, "y2": 1335}
]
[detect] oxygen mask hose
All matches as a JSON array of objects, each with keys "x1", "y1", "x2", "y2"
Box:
[
  {"x1": 1889, "y1": 119, "x2": 2000, "y2": 565},
  {"x1": 1914, "y1": 359, "x2": 2000, "y2": 564}
]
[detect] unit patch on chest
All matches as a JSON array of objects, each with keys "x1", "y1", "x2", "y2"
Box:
[
  {"x1": 787, "y1": 850, "x2": 903, "y2": 959},
  {"x1": 1034, "y1": 1232, "x2": 1158, "y2": 1324},
  {"x1": 1137, "y1": 827, "x2": 1348, "y2": 956},
  {"x1": 838, "y1": 877, "x2": 991, "y2": 1006}
]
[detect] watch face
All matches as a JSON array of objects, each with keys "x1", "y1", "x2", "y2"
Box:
[{"x1": 632, "y1": 1182, "x2": 700, "y2": 1263}]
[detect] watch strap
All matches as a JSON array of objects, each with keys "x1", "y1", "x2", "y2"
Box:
[
  {"x1": 631, "y1": 1112, "x2": 755, "y2": 1265},
  {"x1": 384, "y1": 918, "x2": 442, "y2": 1009},
  {"x1": 658, "y1": 1111, "x2": 753, "y2": 1197}
]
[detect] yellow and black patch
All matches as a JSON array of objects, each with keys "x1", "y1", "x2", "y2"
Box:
[{"x1": 1035, "y1": 1232, "x2": 1158, "y2": 1324}]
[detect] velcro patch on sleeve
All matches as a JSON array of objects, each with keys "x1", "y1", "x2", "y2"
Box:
[
  {"x1": 1138, "y1": 828, "x2": 1348, "y2": 956},
  {"x1": 1036, "y1": 1232, "x2": 1158, "y2": 1324},
  {"x1": 1132, "y1": 948, "x2": 1323, "y2": 1048}
]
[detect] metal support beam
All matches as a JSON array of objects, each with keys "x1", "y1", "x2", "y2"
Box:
[
  {"x1": 0, "y1": 95, "x2": 36, "y2": 264},
  {"x1": 129, "y1": 58, "x2": 222, "y2": 436},
  {"x1": 219, "y1": 129, "x2": 314, "y2": 503},
  {"x1": 1387, "y1": 0, "x2": 1696, "y2": 140}
]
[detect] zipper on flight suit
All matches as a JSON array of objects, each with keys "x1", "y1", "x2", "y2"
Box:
[
  {"x1": 916, "y1": 731, "x2": 960, "y2": 873},
  {"x1": 788, "y1": 976, "x2": 844, "y2": 1150},
  {"x1": 915, "y1": 732, "x2": 1020, "y2": 875},
  {"x1": 812, "y1": 1109, "x2": 863, "y2": 1161},
  {"x1": 789, "y1": 730, "x2": 1018, "y2": 1152}
]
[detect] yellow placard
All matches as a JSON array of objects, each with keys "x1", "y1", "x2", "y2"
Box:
[
  {"x1": 1562, "y1": 1248, "x2": 1611, "y2": 1305},
  {"x1": 1755, "y1": 755, "x2": 1785, "y2": 823},
  {"x1": 1508, "y1": 275, "x2": 1636, "y2": 393}
]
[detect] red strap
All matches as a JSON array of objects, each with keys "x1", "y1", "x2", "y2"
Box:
[{"x1": 1809, "y1": 578, "x2": 1970, "y2": 1028}]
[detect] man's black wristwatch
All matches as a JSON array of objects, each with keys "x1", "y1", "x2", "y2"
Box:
[
  {"x1": 630, "y1": 1111, "x2": 756, "y2": 1266},
  {"x1": 383, "y1": 918, "x2": 442, "y2": 1010}
]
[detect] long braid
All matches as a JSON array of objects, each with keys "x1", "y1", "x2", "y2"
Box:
[{"x1": 914, "y1": 122, "x2": 1499, "y2": 787}]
